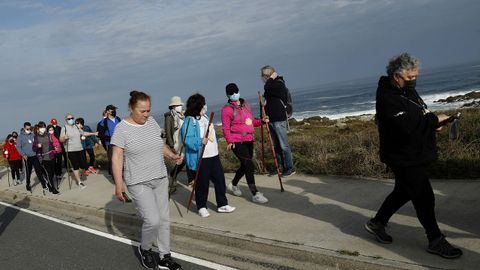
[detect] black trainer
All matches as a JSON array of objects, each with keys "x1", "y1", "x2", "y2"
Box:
[
  {"x1": 158, "y1": 253, "x2": 182, "y2": 270},
  {"x1": 364, "y1": 219, "x2": 393, "y2": 244},
  {"x1": 282, "y1": 169, "x2": 296, "y2": 177},
  {"x1": 137, "y1": 246, "x2": 157, "y2": 269},
  {"x1": 427, "y1": 235, "x2": 463, "y2": 259}
]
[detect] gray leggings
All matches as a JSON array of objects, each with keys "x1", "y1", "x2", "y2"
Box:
[{"x1": 127, "y1": 177, "x2": 170, "y2": 256}]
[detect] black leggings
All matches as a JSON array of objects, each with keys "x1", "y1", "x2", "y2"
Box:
[
  {"x1": 8, "y1": 160, "x2": 22, "y2": 180},
  {"x1": 373, "y1": 165, "x2": 442, "y2": 241},
  {"x1": 85, "y1": 148, "x2": 95, "y2": 167},
  {"x1": 231, "y1": 141, "x2": 258, "y2": 195},
  {"x1": 41, "y1": 160, "x2": 56, "y2": 189}
]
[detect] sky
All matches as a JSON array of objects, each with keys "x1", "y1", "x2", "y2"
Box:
[{"x1": 1, "y1": 0, "x2": 479, "y2": 137}]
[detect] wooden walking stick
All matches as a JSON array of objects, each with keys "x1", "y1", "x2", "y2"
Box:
[
  {"x1": 187, "y1": 112, "x2": 215, "y2": 212},
  {"x1": 258, "y1": 91, "x2": 284, "y2": 192},
  {"x1": 63, "y1": 127, "x2": 72, "y2": 190},
  {"x1": 6, "y1": 158, "x2": 11, "y2": 187},
  {"x1": 259, "y1": 101, "x2": 266, "y2": 173}
]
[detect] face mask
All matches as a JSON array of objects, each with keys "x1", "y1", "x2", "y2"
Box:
[
  {"x1": 25, "y1": 130, "x2": 31, "y2": 134},
  {"x1": 229, "y1": 92, "x2": 240, "y2": 101},
  {"x1": 67, "y1": 119, "x2": 75, "y2": 125},
  {"x1": 39, "y1": 128, "x2": 46, "y2": 135},
  {"x1": 174, "y1": 106, "x2": 183, "y2": 113},
  {"x1": 48, "y1": 130, "x2": 54, "y2": 135},
  {"x1": 403, "y1": 79, "x2": 416, "y2": 91},
  {"x1": 201, "y1": 105, "x2": 207, "y2": 116},
  {"x1": 9, "y1": 139, "x2": 14, "y2": 143},
  {"x1": 111, "y1": 110, "x2": 117, "y2": 118}
]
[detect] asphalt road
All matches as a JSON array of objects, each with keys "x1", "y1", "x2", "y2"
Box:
[{"x1": 0, "y1": 203, "x2": 230, "y2": 270}]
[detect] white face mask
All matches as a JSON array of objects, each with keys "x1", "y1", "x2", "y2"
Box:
[
  {"x1": 201, "y1": 105, "x2": 207, "y2": 116},
  {"x1": 39, "y1": 128, "x2": 46, "y2": 134},
  {"x1": 48, "y1": 130, "x2": 54, "y2": 135},
  {"x1": 174, "y1": 106, "x2": 183, "y2": 113},
  {"x1": 25, "y1": 129, "x2": 31, "y2": 134}
]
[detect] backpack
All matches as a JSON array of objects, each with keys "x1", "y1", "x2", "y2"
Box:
[{"x1": 277, "y1": 78, "x2": 293, "y2": 118}]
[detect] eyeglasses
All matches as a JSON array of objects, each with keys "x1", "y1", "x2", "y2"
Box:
[{"x1": 66, "y1": 117, "x2": 74, "y2": 120}]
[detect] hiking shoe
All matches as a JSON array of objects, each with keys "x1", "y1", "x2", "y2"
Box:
[
  {"x1": 84, "y1": 170, "x2": 90, "y2": 177},
  {"x1": 158, "y1": 253, "x2": 182, "y2": 270},
  {"x1": 217, "y1": 205, "x2": 236, "y2": 213},
  {"x1": 88, "y1": 166, "x2": 97, "y2": 174},
  {"x1": 137, "y1": 246, "x2": 157, "y2": 269},
  {"x1": 43, "y1": 187, "x2": 49, "y2": 196},
  {"x1": 79, "y1": 181, "x2": 87, "y2": 190},
  {"x1": 252, "y1": 192, "x2": 268, "y2": 204},
  {"x1": 26, "y1": 185, "x2": 32, "y2": 193},
  {"x1": 198, "y1": 208, "x2": 210, "y2": 218},
  {"x1": 427, "y1": 235, "x2": 463, "y2": 259},
  {"x1": 228, "y1": 182, "x2": 242, "y2": 196},
  {"x1": 365, "y1": 219, "x2": 393, "y2": 244},
  {"x1": 282, "y1": 169, "x2": 296, "y2": 177}
]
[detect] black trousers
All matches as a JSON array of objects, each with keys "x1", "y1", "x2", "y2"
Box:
[
  {"x1": 41, "y1": 159, "x2": 56, "y2": 189},
  {"x1": 373, "y1": 165, "x2": 442, "y2": 241},
  {"x1": 107, "y1": 144, "x2": 113, "y2": 175},
  {"x1": 25, "y1": 156, "x2": 48, "y2": 189},
  {"x1": 169, "y1": 161, "x2": 194, "y2": 182},
  {"x1": 195, "y1": 155, "x2": 228, "y2": 210},
  {"x1": 54, "y1": 153, "x2": 62, "y2": 176},
  {"x1": 85, "y1": 148, "x2": 95, "y2": 167},
  {"x1": 231, "y1": 141, "x2": 258, "y2": 195},
  {"x1": 8, "y1": 160, "x2": 22, "y2": 180}
]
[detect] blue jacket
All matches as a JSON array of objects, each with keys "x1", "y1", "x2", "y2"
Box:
[
  {"x1": 17, "y1": 128, "x2": 35, "y2": 157},
  {"x1": 98, "y1": 117, "x2": 120, "y2": 147},
  {"x1": 180, "y1": 116, "x2": 202, "y2": 171},
  {"x1": 81, "y1": 125, "x2": 98, "y2": 149}
]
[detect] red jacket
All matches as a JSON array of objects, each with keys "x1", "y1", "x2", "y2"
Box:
[{"x1": 3, "y1": 141, "x2": 22, "y2": 161}]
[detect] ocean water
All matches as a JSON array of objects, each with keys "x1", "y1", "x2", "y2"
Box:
[
  {"x1": 287, "y1": 61, "x2": 480, "y2": 120},
  {"x1": 155, "y1": 62, "x2": 480, "y2": 126}
]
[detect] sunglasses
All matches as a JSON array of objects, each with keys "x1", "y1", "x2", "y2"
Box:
[{"x1": 66, "y1": 117, "x2": 74, "y2": 120}]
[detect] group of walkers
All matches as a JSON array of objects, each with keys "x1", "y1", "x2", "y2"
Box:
[
  {"x1": 2, "y1": 57, "x2": 464, "y2": 269},
  {"x1": 2, "y1": 105, "x2": 123, "y2": 193}
]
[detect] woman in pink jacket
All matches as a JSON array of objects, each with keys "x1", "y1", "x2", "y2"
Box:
[{"x1": 221, "y1": 83, "x2": 269, "y2": 204}]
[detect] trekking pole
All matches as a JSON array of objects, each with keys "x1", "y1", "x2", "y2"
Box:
[
  {"x1": 64, "y1": 127, "x2": 72, "y2": 190},
  {"x1": 169, "y1": 118, "x2": 191, "y2": 197},
  {"x1": 6, "y1": 158, "x2": 11, "y2": 187},
  {"x1": 258, "y1": 91, "x2": 284, "y2": 192},
  {"x1": 259, "y1": 100, "x2": 266, "y2": 173},
  {"x1": 187, "y1": 112, "x2": 214, "y2": 212}
]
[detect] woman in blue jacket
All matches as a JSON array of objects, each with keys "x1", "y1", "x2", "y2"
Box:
[{"x1": 181, "y1": 93, "x2": 235, "y2": 218}]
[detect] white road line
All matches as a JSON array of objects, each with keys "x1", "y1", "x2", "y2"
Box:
[{"x1": 0, "y1": 201, "x2": 237, "y2": 270}]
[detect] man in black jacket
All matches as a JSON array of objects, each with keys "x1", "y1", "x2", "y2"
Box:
[
  {"x1": 261, "y1": 65, "x2": 295, "y2": 177},
  {"x1": 365, "y1": 53, "x2": 462, "y2": 259}
]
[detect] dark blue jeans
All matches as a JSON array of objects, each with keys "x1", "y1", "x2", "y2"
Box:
[{"x1": 269, "y1": 121, "x2": 294, "y2": 172}]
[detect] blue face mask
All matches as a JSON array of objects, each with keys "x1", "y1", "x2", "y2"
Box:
[
  {"x1": 67, "y1": 119, "x2": 75, "y2": 125},
  {"x1": 229, "y1": 92, "x2": 240, "y2": 101}
]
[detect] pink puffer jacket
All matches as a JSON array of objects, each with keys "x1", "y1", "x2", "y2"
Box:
[{"x1": 221, "y1": 99, "x2": 262, "y2": 144}]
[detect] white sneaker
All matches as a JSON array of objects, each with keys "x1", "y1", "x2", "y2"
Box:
[
  {"x1": 228, "y1": 182, "x2": 242, "y2": 197},
  {"x1": 198, "y1": 207, "x2": 210, "y2": 218},
  {"x1": 217, "y1": 205, "x2": 236, "y2": 213},
  {"x1": 79, "y1": 181, "x2": 87, "y2": 190},
  {"x1": 252, "y1": 192, "x2": 268, "y2": 204}
]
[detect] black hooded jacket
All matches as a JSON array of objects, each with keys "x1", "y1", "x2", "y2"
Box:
[
  {"x1": 376, "y1": 76, "x2": 439, "y2": 167},
  {"x1": 264, "y1": 76, "x2": 288, "y2": 122}
]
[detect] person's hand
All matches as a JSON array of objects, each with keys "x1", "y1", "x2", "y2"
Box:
[
  {"x1": 202, "y1": 137, "x2": 209, "y2": 145},
  {"x1": 270, "y1": 72, "x2": 278, "y2": 80},
  {"x1": 115, "y1": 185, "x2": 126, "y2": 202},
  {"x1": 175, "y1": 155, "x2": 183, "y2": 165},
  {"x1": 262, "y1": 116, "x2": 269, "y2": 123},
  {"x1": 436, "y1": 114, "x2": 449, "y2": 131},
  {"x1": 64, "y1": 135, "x2": 69, "y2": 140},
  {"x1": 23, "y1": 155, "x2": 28, "y2": 160},
  {"x1": 227, "y1": 143, "x2": 235, "y2": 151}
]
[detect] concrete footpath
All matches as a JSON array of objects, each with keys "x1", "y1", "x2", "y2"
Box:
[{"x1": 0, "y1": 167, "x2": 478, "y2": 270}]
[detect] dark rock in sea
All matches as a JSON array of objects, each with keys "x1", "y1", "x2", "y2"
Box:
[
  {"x1": 435, "y1": 91, "x2": 480, "y2": 103},
  {"x1": 461, "y1": 100, "x2": 480, "y2": 108}
]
